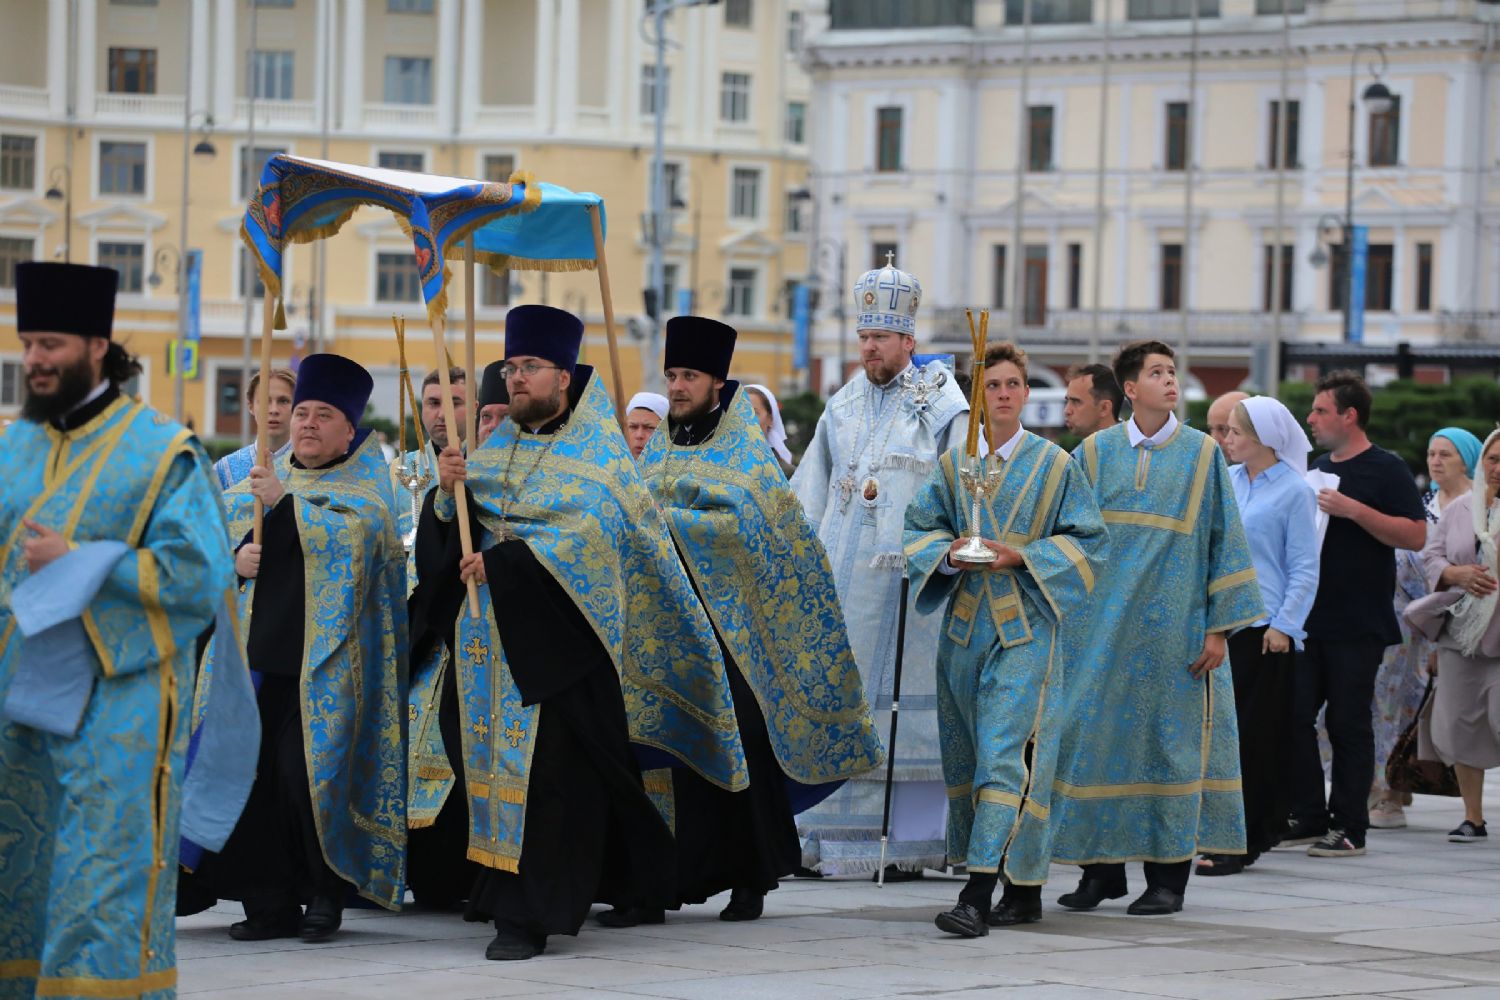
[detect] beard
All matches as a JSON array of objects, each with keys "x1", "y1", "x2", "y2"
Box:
[
  {"x1": 21, "y1": 355, "x2": 98, "y2": 424},
  {"x1": 863, "y1": 356, "x2": 905, "y2": 386},
  {"x1": 510, "y1": 385, "x2": 565, "y2": 427},
  {"x1": 669, "y1": 392, "x2": 715, "y2": 425}
]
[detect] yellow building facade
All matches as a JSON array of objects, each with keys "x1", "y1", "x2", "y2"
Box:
[{"x1": 0, "y1": 0, "x2": 809, "y2": 441}]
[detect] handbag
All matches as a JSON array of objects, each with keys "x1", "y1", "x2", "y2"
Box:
[{"x1": 1385, "y1": 677, "x2": 1460, "y2": 797}]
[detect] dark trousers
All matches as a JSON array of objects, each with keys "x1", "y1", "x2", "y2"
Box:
[
  {"x1": 1082, "y1": 861, "x2": 1190, "y2": 896},
  {"x1": 1228, "y1": 627, "x2": 1295, "y2": 856},
  {"x1": 1288, "y1": 637, "x2": 1388, "y2": 842}
]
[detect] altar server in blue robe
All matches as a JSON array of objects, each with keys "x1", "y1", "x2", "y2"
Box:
[
  {"x1": 1050, "y1": 340, "x2": 1264, "y2": 916},
  {"x1": 905, "y1": 342, "x2": 1108, "y2": 937},
  {"x1": 0, "y1": 261, "x2": 233, "y2": 1000},
  {"x1": 185, "y1": 354, "x2": 408, "y2": 943},
  {"x1": 213, "y1": 367, "x2": 296, "y2": 489}
]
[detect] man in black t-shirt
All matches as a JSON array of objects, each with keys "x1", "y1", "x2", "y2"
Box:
[{"x1": 1287, "y1": 371, "x2": 1426, "y2": 858}]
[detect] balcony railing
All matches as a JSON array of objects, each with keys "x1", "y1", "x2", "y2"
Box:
[
  {"x1": 829, "y1": 0, "x2": 973, "y2": 30},
  {"x1": 472, "y1": 105, "x2": 533, "y2": 130},
  {"x1": 95, "y1": 92, "x2": 186, "y2": 119},
  {"x1": 0, "y1": 84, "x2": 49, "y2": 111},
  {"x1": 236, "y1": 97, "x2": 318, "y2": 128},
  {"x1": 1437, "y1": 311, "x2": 1500, "y2": 344},
  {"x1": 926, "y1": 307, "x2": 1302, "y2": 346},
  {"x1": 363, "y1": 102, "x2": 435, "y2": 130}
]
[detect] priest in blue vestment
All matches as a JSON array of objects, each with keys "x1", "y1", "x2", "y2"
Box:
[
  {"x1": 213, "y1": 367, "x2": 295, "y2": 489},
  {"x1": 905, "y1": 342, "x2": 1107, "y2": 936},
  {"x1": 0, "y1": 262, "x2": 233, "y2": 1000},
  {"x1": 1050, "y1": 340, "x2": 1264, "y2": 916},
  {"x1": 184, "y1": 354, "x2": 409, "y2": 942}
]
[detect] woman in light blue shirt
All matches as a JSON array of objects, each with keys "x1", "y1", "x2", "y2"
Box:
[{"x1": 1196, "y1": 395, "x2": 1319, "y2": 877}]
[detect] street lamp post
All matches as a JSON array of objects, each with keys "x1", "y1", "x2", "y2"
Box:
[
  {"x1": 43, "y1": 165, "x2": 72, "y2": 263},
  {"x1": 172, "y1": 0, "x2": 217, "y2": 425}
]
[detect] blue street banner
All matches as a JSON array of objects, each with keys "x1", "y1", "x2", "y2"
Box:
[
  {"x1": 1348, "y1": 226, "x2": 1367, "y2": 345},
  {"x1": 179, "y1": 249, "x2": 203, "y2": 379},
  {"x1": 677, "y1": 287, "x2": 693, "y2": 316},
  {"x1": 793, "y1": 282, "x2": 811, "y2": 370}
]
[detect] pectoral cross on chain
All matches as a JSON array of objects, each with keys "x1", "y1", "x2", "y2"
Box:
[
  {"x1": 503, "y1": 719, "x2": 528, "y2": 748},
  {"x1": 463, "y1": 636, "x2": 488, "y2": 665},
  {"x1": 836, "y1": 476, "x2": 858, "y2": 513}
]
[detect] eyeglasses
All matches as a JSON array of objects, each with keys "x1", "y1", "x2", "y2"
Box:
[{"x1": 501, "y1": 362, "x2": 563, "y2": 381}]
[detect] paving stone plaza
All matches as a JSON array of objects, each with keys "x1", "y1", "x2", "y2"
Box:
[{"x1": 177, "y1": 777, "x2": 1500, "y2": 1000}]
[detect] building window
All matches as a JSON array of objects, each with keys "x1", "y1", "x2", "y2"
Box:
[
  {"x1": 731, "y1": 167, "x2": 761, "y2": 220},
  {"x1": 1329, "y1": 242, "x2": 1394, "y2": 311},
  {"x1": 0, "y1": 236, "x2": 34, "y2": 288},
  {"x1": 239, "y1": 144, "x2": 287, "y2": 200},
  {"x1": 1164, "y1": 101, "x2": 1189, "y2": 171},
  {"x1": 785, "y1": 101, "x2": 806, "y2": 144},
  {"x1": 0, "y1": 359, "x2": 22, "y2": 406},
  {"x1": 726, "y1": 267, "x2": 756, "y2": 316},
  {"x1": 1067, "y1": 243, "x2": 1082, "y2": 310},
  {"x1": 99, "y1": 141, "x2": 148, "y2": 196},
  {"x1": 1415, "y1": 242, "x2": 1433, "y2": 312},
  {"x1": 254, "y1": 0, "x2": 296, "y2": 7},
  {"x1": 389, "y1": 0, "x2": 433, "y2": 11},
  {"x1": 251, "y1": 50, "x2": 295, "y2": 100},
  {"x1": 1128, "y1": 0, "x2": 1219, "y2": 19},
  {"x1": 829, "y1": 0, "x2": 973, "y2": 28},
  {"x1": 98, "y1": 241, "x2": 145, "y2": 294},
  {"x1": 784, "y1": 198, "x2": 804, "y2": 234},
  {"x1": 662, "y1": 162, "x2": 683, "y2": 205},
  {"x1": 876, "y1": 106, "x2": 903, "y2": 172},
  {"x1": 871, "y1": 241, "x2": 898, "y2": 270},
  {"x1": 376, "y1": 251, "x2": 422, "y2": 302},
  {"x1": 787, "y1": 10, "x2": 804, "y2": 51},
  {"x1": 238, "y1": 246, "x2": 266, "y2": 299},
  {"x1": 377, "y1": 150, "x2": 425, "y2": 173},
  {"x1": 1255, "y1": 0, "x2": 1305, "y2": 12},
  {"x1": 1369, "y1": 94, "x2": 1401, "y2": 167},
  {"x1": 481, "y1": 268, "x2": 511, "y2": 307},
  {"x1": 640, "y1": 64, "x2": 669, "y2": 117},
  {"x1": 0, "y1": 135, "x2": 36, "y2": 191},
  {"x1": 725, "y1": 0, "x2": 751, "y2": 28},
  {"x1": 1261, "y1": 244, "x2": 1293, "y2": 312},
  {"x1": 1027, "y1": 105, "x2": 1054, "y2": 172},
  {"x1": 1267, "y1": 99, "x2": 1300, "y2": 169},
  {"x1": 1006, "y1": 0, "x2": 1092, "y2": 24},
  {"x1": 720, "y1": 73, "x2": 751, "y2": 123},
  {"x1": 1160, "y1": 243, "x2": 1183, "y2": 311},
  {"x1": 992, "y1": 245, "x2": 1007, "y2": 309},
  {"x1": 107, "y1": 48, "x2": 157, "y2": 94},
  {"x1": 1023, "y1": 245, "x2": 1048, "y2": 326},
  {"x1": 483, "y1": 154, "x2": 516, "y2": 182},
  {"x1": 383, "y1": 56, "x2": 433, "y2": 104},
  {"x1": 662, "y1": 262, "x2": 680, "y2": 315}
]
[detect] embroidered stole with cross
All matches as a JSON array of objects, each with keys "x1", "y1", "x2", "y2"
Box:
[{"x1": 455, "y1": 582, "x2": 542, "y2": 874}]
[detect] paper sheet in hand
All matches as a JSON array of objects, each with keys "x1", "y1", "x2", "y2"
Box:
[{"x1": 1304, "y1": 469, "x2": 1340, "y2": 553}]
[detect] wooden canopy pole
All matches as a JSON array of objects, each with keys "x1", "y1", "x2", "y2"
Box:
[
  {"x1": 429, "y1": 313, "x2": 482, "y2": 619},
  {"x1": 251, "y1": 295, "x2": 277, "y2": 544},
  {"x1": 463, "y1": 239, "x2": 478, "y2": 449},
  {"x1": 587, "y1": 204, "x2": 626, "y2": 427}
]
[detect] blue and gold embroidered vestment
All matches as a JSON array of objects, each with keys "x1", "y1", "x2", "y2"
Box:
[{"x1": 0, "y1": 396, "x2": 232, "y2": 1000}]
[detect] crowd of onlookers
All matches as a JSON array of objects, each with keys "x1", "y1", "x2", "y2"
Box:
[{"x1": 1060, "y1": 366, "x2": 1499, "y2": 865}]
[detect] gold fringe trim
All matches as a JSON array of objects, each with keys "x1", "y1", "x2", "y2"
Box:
[
  {"x1": 467, "y1": 781, "x2": 526, "y2": 803},
  {"x1": 407, "y1": 816, "x2": 438, "y2": 829},
  {"x1": 34, "y1": 968, "x2": 177, "y2": 998},
  {"x1": 467, "y1": 846, "x2": 520, "y2": 873},
  {"x1": 414, "y1": 763, "x2": 452, "y2": 779}
]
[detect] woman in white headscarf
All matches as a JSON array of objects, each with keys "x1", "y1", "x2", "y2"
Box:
[
  {"x1": 1408, "y1": 428, "x2": 1500, "y2": 845},
  {"x1": 1196, "y1": 395, "x2": 1319, "y2": 877},
  {"x1": 745, "y1": 384, "x2": 795, "y2": 477}
]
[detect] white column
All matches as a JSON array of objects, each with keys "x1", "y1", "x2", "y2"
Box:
[
  {"x1": 212, "y1": 0, "x2": 236, "y2": 123},
  {"x1": 191, "y1": 0, "x2": 212, "y2": 112},
  {"x1": 435, "y1": 0, "x2": 459, "y2": 131},
  {"x1": 76, "y1": 0, "x2": 97, "y2": 118},
  {"x1": 342, "y1": 0, "x2": 366, "y2": 129},
  {"x1": 47, "y1": 0, "x2": 68, "y2": 115},
  {"x1": 605, "y1": 0, "x2": 627, "y2": 137},
  {"x1": 533, "y1": 0, "x2": 556, "y2": 132},
  {"x1": 314, "y1": 0, "x2": 332, "y2": 122},
  {"x1": 460, "y1": 0, "x2": 483, "y2": 129},
  {"x1": 554, "y1": 0, "x2": 578, "y2": 129}
]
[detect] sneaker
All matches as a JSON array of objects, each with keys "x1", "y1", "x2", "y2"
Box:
[
  {"x1": 1369, "y1": 800, "x2": 1407, "y2": 829},
  {"x1": 1307, "y1": 829, "x2": 1366, "y2": 858},
  {"x1": 1278, "y1": 817, "x2": 1328, "y2": 847},
  {"x1": 1448, "y1": 821, "x2": 1488, "y2": 843}
]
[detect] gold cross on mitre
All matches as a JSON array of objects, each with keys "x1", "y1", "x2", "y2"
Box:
[
  {"x1": 504, "y1": 719, "x2": 527, "y2": 748},
  {"x1": 472, "y1": 718, "x2": 489, "y2": 739},
  {"x1": 463, "y1": 635, "x2": 489, "y2": 665}
]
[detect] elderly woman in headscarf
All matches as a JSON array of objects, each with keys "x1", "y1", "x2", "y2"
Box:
[
  {"x1": 1406, "y1": 429, "x2": 1500, "y2": 845},
  {"x1": 745, "y1": 384, "x2": 795, "y2": 477},
  {"x1": 1367, "y1": 426, "x2": 1484, "y2": 829},
  {"x1": 1196, "y1": 395, "x2": 1320, "y2": 877}
]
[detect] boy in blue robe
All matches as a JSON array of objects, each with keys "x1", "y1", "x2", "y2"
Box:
[
  {"x1": 1050, "y1": 340, "x2": 1264, "y2": 915},
  {"x1": 213, "y1": 367, "x2": 295, "y2": 489},
  {"x1": 905, "y1": 343, "x2": 1107, "y2": 936},
  {"x1": 0, "y1": 262, "x2": 233, "y2": 1000}
]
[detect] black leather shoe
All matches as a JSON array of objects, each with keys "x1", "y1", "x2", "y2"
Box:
[
  {"x1": 1194, "y1": 853, "x2": 1245, "y2": 877},
  {"x1": 1057, "y1": 877, "x2": 1128, "y2": 910},
  {"x1": 1126, "y1": 886, "x2": 1184, "y2": 915},
  {"x1": 719, "y1": 888, "x2": 764, "y2": 922},
  {"x1": 596, "y1": 907, "x2": 666, "y2": 928},
  {"x1": 299, "y1": 895, "x2": 343, "y2": 942},
  {"x1": 933, "y1": 902, "x2": 989, "y2": 938},
  {"x1": 986, "y1": 898, "x2": 1043, "y2": 926},
  {"x1": 873, "y1": 865, "x2": 924, "y2": 883},
  {"x1": 228, "y1": 908, "x2": 302, "y2": 942},
  {"x1": 485, "y1": 928, "x2": 545, "y2": 961}
]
